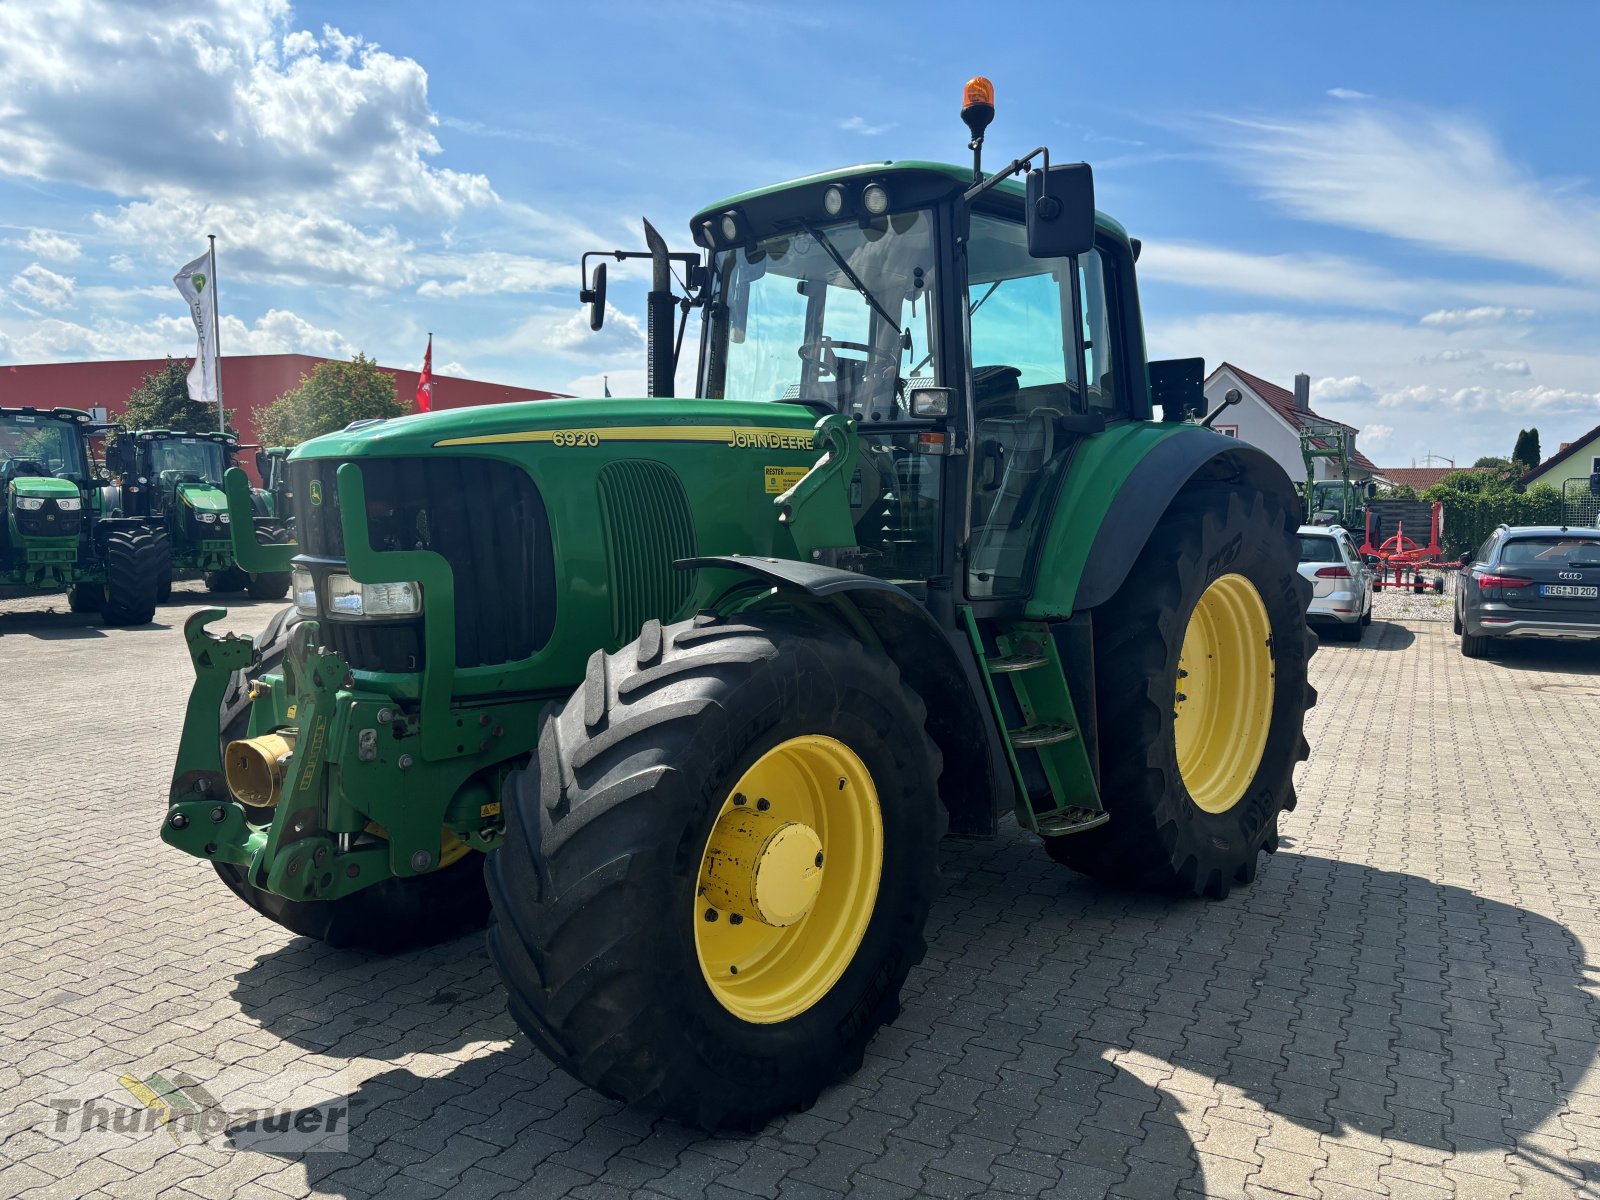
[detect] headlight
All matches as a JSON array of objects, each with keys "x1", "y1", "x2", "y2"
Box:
[
  {"x1": 196, "y1": 511, "x2": 217, "y2": 523},
  {"x1": 218, "y1": 512, "x2": 230, "y2": 523},
  {"x1": 292, "y1": 568, "x2": 318, "y2": 616},
  {"x1": 56, "y1": 496, "x2": 82, "y2": 512},
  {"x1": 14, "y1": 497, "x2": 45, "y2": 511},
  {"x1": 326, "y1": 572, "x2": 422, "y2": 618}
]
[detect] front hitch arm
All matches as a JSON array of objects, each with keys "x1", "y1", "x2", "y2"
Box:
[{"x1": 774, "y1": 413, "x2": 859, "y2": 559}]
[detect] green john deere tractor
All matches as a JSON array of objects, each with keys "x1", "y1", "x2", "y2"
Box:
[
  {"x1": 1, "y1": 405, "x2": 162, "y2": 624},
  {"x1": 252, "y1": 445, "x2": 294, "y2": 531},
  {"x1": 108, "y1": 429, "x2": 292, "y2": 603},
  {"x1": 162, "y1": 79, "x2": 1314, "y2": 1129}
]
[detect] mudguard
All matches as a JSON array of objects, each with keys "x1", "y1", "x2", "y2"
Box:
[
  {"x1": 681, "y1": 555, "x2": 1013, "y2": 837},
  {"x1": 1028, "y1": 423, "x2": 1299, "y2": 619}
]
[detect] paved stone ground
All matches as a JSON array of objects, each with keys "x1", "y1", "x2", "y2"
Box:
[{"x1": 2, "y1": 587, "x2": 1598, "y2": 1199}]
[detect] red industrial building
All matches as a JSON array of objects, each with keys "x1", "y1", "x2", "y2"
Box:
[{"x1": 1, "y1": 353, "x2": 564, "y2": 480}]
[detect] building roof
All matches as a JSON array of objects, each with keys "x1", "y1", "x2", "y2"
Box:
[
  {"x1": 1520, "y1": 422, "x2": 1600, "y2": 485},
  {"x1": 1376, "y1": 466, "x2": 1490, "y2": 490},
  {"x1": 1213, "y1": 363, "x2": 1380, "y2": 474}
]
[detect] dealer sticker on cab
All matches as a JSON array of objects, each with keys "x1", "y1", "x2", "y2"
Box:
[{"x1": 763, "y1": 466, "x2": 808, "y2": 495}]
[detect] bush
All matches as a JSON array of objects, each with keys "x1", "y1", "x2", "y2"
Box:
[
  {"x1": 257, "y1": 354, "x2": 407, "y2": 447},
  {"x1": 1422, "y1": 482, "x2": 1564, "y2": 556}
]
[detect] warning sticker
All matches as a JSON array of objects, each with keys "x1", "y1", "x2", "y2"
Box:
[{"x1": 763, "y1": 466, "x2": 808, "y2": 495}]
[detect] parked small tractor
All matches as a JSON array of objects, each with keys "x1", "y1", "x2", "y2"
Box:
[
  {"x1": 108, "y1": 429, "x2": 291, "y2": 602},
  {"x1": 0, "y1": 405, "x2": 163, "y2": 623},
  {"x1": 162, "y1": 79, "x2": 1315, "y2": 1129},
  {"x1": 1300, "y1": 422, "x2": 1378, "y2": 541}
]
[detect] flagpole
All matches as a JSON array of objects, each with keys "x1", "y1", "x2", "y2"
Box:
[{"x1": 208, "y1": 234, "x2": 224, "y2": 433}]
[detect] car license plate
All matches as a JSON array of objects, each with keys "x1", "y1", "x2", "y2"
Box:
[{"x1": 1540, "y1": 584, "x2": 1598, "y2": 598}]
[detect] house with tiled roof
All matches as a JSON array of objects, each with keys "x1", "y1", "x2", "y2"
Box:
[
  {"x1": 1202, "y1": 363, "x2": 1378, "y2": 488},
  {"x1": 1377, "y1": 466, "x2": 1490, "y2": 491},
  {"x1": 1520, "y1": 422, "x2": 1600, "y2": 491}
]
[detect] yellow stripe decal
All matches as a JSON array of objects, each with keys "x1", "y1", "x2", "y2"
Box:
[{"x1": 433, "y1": 425, "x2": 818, "y2": 451}]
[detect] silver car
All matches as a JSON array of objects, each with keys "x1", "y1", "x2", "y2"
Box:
[{"x1": 1297, "y1": 525, "x2": 1373, "y2": 642}]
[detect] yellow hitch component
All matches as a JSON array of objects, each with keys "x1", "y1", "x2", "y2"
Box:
[
  {"x1": 699, "y1": 810, "x2": 825, "y2": 928},
  {"x1": 224, "y1": 731, "x2": 297, "y2": 808}
]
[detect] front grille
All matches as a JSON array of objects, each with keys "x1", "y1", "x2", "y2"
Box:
[
  {"x1": 14, "y1": 500, "x2": 81, "y2": 539},
  {"x1": 596, "y1": 459, "x2": 698, "y2": 642},
  {"x1": 289, "y1": 456, "x2": 554, "y2": 671}
]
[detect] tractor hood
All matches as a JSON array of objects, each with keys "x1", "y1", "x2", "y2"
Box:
[
  {"x1": 8, "y1": 476, "x2": 79, "y2": 502},
  {"x1": 177, "y1": 481, "x2": 229, "y2": 514},
  {"x1": 285, "y1": 397, "x2": 821, "y2": 462}
]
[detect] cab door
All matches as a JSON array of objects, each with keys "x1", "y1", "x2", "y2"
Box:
[{"x1": 963, "y1": 213, "x2": 1132, "y2": 599}]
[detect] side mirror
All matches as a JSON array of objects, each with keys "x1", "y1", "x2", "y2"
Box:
[
  {"x1": 1363, "y1": 554, "x2": 1380, "y2": 566},
  {"x1": 254, "y1": 451, "x2": 269, "y2": 478},
  {"x1": 105, "y1": 440, "x2": 135, "y2": 476},
  {"x1": 1148, "y1": 357, "x2": 1206, "y2": 422},
  {"x1": 1365, "y1": 481, "x2": 1378, "y2": 500},
  {"x1": 1026, "y1": 163, "x2": 1096, "y2": 259},
  {"x1": 1459, "y1": 551, "x2": 1473, "y2": 566},
  {"x1": 581, "y1": 262, "x2": 607, "y2": 332}
]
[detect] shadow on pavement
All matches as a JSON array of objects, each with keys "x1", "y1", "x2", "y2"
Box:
[
  {"x1": 1479, "y1": 638, "x2": 1600, "y2": 676},
  {"x1": 227, "y1": 836, "x2": 1598, "y2": 1197}
]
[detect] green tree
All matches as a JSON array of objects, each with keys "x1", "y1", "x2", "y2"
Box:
[
  {"x1": 257, "y1": 354, "x2": 407, "y2": 447},
  {"x1": 1512, "y1": 428, "x2": 1541, "y2": 470},
  {"x1": 121, "y1": 358, "x2": 232, "y2": 435},
  {"x1": 1472, "y1": 455, "x2": 1511, "y2": 470}
]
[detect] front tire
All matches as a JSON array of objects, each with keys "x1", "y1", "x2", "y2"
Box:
[
  {"x1": 1044, "y1": 485, "x2": 1314, "y2": 898},
  {"x1": 487, "y1": 613, "x2": 941, "y2": 1130},
  {"x1": 211, "y1": 606, "x2": 491, "y2": 951},
  {"x1": 99, "y1": 526, "x2": 161, "y2": 625},
  {"x1": 206, "y1": 564, "x2": 249, "y2": 593}
]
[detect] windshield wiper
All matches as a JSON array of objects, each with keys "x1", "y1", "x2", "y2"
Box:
[{"x1": 800, "y1": 220, "x2": 900, "y2": 334}]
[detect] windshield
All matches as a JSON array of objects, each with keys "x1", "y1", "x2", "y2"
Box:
[
  {"x1": 0, "y1": 415, "x2": 87, "y2": 482},
  {"x1": 702, "y1": 210, "x2": 938, "y2": 421},
  {"x1": 1298, "y1": 534, "x2": 1341, "y2": 563},
  {"x1": 148, "y1": 438, "x2": 226, "y2": 485},
  {"x1": 1500, "y1": 536, "x2": 1600, "y2": 566}
]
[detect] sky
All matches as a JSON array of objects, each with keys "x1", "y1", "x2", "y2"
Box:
[{"x1": 0, "y1": 0, "x2": 1597, "y2": 468}]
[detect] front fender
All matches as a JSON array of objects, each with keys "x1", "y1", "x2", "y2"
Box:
[
  {"x1": 682, "y1": 555, "x2": 1012, "y2": 837},
  {"x1": 1028, "y1": 422, "x2": 1299, "y2": 618}
]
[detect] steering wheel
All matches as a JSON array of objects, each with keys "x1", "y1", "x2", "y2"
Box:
[{"x1": 797, "y1": 336, "x2": 899, "y2": 383}]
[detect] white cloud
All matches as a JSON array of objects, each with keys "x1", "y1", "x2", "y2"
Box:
[
  {"x1": 1419, "y1": 305, "x2": 1535, "y2": 327},
  {"x1": 1209, "y1": 104, "x2": 1600, "y2": 281},
  {"x1": 10, "y1": 263, "x2": 76, "y2": 310},
  {"x1": 1311, "y1": 375, "x2": 1376, "y2": 405},
  {"x1": 1326, "y1": 88, "x2": 1372, "y2": 101},
  {"x1": 0, "y1": 1, "x2": 492, "y2": 216},
  {"x1": 414, "y1": 251, "x2": 567, "y2": 299},
  {"x1": 1426, "y1": 348, "x2": 1477, "y2": 363},
  {"x1": 0, "y1": 306, "x2": 349, "y2": 361},
  {"x1": 1139, "y1": 242, "x2": 1586, "y2": 315},
  {"x1": 840, "y1": 116, "x2": 897, "y2": 136},
  {"x1": 1359, "y1": 422, "x2": 1394, "y2": 448},
  {"x1": 564, "y1": 369, "x2": 644, "y2": 398},
  {"x1": 1488, "y1": 359, "x2": 1531, "y2": 375},
  {"x1": 107, "y1": 254, "x2": 134, "y2": 273},
  {"x1": 12, "y1": 229, "x2": 81, "y2": 261}
]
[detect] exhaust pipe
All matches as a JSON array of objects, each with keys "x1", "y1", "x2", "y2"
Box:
[{"x1": 224, "y1": 731, "x2": 297, "y2": 807}]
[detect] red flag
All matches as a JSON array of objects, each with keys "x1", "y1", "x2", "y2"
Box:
[{"x1": 416, "y1": 334, "x2": 433, "y2": 412}]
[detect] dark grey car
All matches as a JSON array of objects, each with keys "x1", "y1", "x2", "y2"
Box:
[{"x1": 1455, "y1": 525, "x2": 1600, "y2": 657}]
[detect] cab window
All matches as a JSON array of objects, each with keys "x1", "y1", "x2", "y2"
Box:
[{"x1": 1079, "y1": 249, "x2": 1120, "y2": 414}]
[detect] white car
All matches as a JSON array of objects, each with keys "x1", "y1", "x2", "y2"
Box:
[{"x1": 1297, "y1": 524, "x2": 1373, "y2": 642}]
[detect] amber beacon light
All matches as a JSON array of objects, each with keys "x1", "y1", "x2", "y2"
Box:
[{"x1": 961, "y1": 76, "x2": 996, "y2": 139}]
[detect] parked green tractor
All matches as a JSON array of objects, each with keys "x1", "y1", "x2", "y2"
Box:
[
  {"x1": 108, "y1": 429, "x2": 292, "y2": 602},
  {"x1": 162, "y1": 79, "x2": 1314, "y2": 1129},
  {"x1": 1, "y1": 405, "x2": 162, "y2": 623},
  {"x1": 252, "y1": 446, "x2": 294, "y2": 530}
]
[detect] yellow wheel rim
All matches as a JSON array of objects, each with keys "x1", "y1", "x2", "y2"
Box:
[
  {"x1": 694, "y1": 735, "x2": 883, "y2": 1024},
  {"x1": 1173, "y1": 573, "x2": 1275, "y2": 814}
]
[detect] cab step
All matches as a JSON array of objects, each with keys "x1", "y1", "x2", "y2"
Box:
[
  {"x1": 1008, "y1": 722, "x2": 1078, "y2": 748},
  {"x1": 1036, "y1": 807, "x2": 1112, "y2": 836},
  {"x1": 988, "y1": 651, "x2": 1048, "y2": 673}
]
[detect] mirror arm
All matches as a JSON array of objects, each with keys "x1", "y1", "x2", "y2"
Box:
[{"x1": 963, "y1": 146, "x2": 1050, "y2": 205}]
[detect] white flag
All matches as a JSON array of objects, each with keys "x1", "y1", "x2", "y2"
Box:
[{"x1": 173, "y1": 251, "x2": 219, "y2": 404}]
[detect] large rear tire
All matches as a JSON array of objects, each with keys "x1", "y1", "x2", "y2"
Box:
[
  {"x1": 245, "y1": 522, "x2": 292, "y2": 601},
  {"x1": 98, "y1": 526, "x2": 161, "y2": 626},
  {"x1": 487, "y1": 614, "x2": 941, "y2": 1130},
  {"x1": 211, "y1": 606, "x2": 491, "y2": 952},
  {"x1": 1045, "y1": 485, "x2": 1314, "y2": 898}
]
